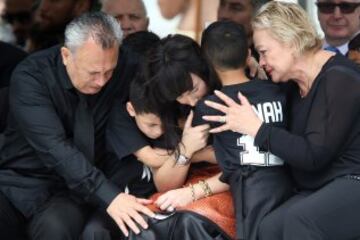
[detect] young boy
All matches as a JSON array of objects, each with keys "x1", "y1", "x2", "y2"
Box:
[{"x1": 194, "y1": 21, "x2": 293, "y2": 240}]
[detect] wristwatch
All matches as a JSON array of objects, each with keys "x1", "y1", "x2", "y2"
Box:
[{"x1": 176, "y1": 154, "x2": 190, "y2": 166}]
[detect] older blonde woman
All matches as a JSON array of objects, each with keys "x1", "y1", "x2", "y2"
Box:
[{"x1": 202, "y1": 2, "x2": 360, "y2": 239}]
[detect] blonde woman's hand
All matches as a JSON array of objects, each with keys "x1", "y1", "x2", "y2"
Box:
[{"x1": 203, "y1": 90, "x2": 263, "y2": 137}]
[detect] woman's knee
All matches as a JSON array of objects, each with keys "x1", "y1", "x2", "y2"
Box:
[
  {"x1": 258, "y1": 213, "x2": 283, "y2": 240},
  {"x1": 283, "y1": 204, "x2": 325, "y2": 240}
]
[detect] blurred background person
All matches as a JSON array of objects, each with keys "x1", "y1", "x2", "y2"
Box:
[
  {"x1": 101, "y1": 0, "x2": 149, "y2": 38},
  {"x1": 0, "y1": 41, "x2": 27, "y2": 150},
  {"x1": 217, "y1": 0, "x2": 271, "y2": 78},
  {"x1": 217, "y1": 0, "x2": 271, "y2": 48},
  {"x1": 27, "y1": 0, "x2": 93, "y2": 52},
  {"x1": 157, "y1": 0, "x2": 219, "y2": 42},
  {"x1": 316, "y1": 0, "x2": 360, "y2": 55},
  {"x1": 0, "y1": 0, "x2": 15, "y2": 44},
  {"x1": 1, "y1": 0, "x2": 34, "y2": 47}
]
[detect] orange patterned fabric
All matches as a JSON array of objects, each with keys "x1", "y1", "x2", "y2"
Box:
[{"x1": 149, "y1": 165, "x2": 236, "y2": 239}]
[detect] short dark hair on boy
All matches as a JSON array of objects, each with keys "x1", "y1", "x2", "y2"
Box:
[
  {"x1": 201, "y1": 20, "x2": 248, "y2": 70},
  {"x1": 349, "y1": 33, "x2": 360, "y2": 51},
  {"x1": 129, "y1": 74, "x2": 160, "y2": 115},
  {"x1": 129, "y1": 74, "x2": 181, "y2": 152}
]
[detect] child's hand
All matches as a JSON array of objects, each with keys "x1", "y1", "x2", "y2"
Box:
[
  {"x1": 155, "y1": 187, "x2": 193, "y2": 210},
  {"x1": 181, "y1": 111, "x2": 210, "y2": 157}
]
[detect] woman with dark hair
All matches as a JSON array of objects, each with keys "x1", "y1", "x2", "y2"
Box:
[
  {"x1": 128, "y1": 34, "x2": 235, "y2": 239},
  {"x1": 82, "y1": 31, "x2": 213, "y2": 240},
  {"x1": 144, "y1": 34, "x2": 220, "y2": 107}
]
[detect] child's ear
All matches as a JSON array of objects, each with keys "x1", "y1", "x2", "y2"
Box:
[{"x1": 126, "y1": 102, "x2": 136, "y2": 117}]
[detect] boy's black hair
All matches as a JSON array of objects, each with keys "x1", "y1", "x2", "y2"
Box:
[
  {"x1": 129, "y1": 74, "x2": 161, "y2": 115},
  {"x1": 142, "y1": 34, "x2": 220, "y2": 105},
  {"x1": 129, "y1": 72, "x2": 181, "y2": 154},
  {"x1": 201, "y1": 20, "x2": 249, "y2": 70},
  {"x1": 349, "y1": 33, "x2": 360, "y2": 51}
]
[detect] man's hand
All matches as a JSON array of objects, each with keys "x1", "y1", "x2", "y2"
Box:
[{"x1": 107, "y1": 193, "x2": 155, "y2": 237}]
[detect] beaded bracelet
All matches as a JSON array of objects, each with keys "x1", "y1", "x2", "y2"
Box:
[
  {"x1": 188, "y1": 183, "x2": 196, "y2": 202},
  {"x1": 198, "y1": 180, "x2": 213, "y2": 197}
]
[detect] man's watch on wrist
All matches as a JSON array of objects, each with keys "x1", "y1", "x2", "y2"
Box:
[{"x1": 176, "y1": 154, "x2": 190, "y2": 166}]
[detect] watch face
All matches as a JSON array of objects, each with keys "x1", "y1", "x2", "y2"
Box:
[{"x1": 176, "y1": 154, "x2": 189, "y2": 165}]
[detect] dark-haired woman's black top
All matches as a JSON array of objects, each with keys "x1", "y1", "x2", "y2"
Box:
[{"x1": 255, "y1": 54, "x2": 360, "y2": 190}]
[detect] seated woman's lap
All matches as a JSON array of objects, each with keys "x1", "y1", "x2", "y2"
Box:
[{"x1": 259, "y1": 177, "x2": 360, "y2": 240}]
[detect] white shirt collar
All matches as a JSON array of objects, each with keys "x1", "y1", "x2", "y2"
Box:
[{"x1": 323, "y1": 41, "x2": 348, "y2": 55}]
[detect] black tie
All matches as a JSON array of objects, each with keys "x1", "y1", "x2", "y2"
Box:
[{"x1": 74, "y1": 93, "x2": 94, "y2": 164}]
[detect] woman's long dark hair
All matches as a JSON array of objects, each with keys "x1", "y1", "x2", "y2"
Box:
[
  {"x1": 142, "y1": 34, "x2": 221, "y2": 105},
  {"x1": 134, "y1": 35, "x2": 221, "y2": 156}
]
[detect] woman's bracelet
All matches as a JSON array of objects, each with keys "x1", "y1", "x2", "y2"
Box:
[
  {"x1": 198, "y1": 180, "x2": 213, "y2": 198},
  {"x1": 188, "y1": 183, "x2": 196, "y2": 202}
]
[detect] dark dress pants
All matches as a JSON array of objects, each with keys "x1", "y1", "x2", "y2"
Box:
[
  {"x1": 0, "y1": 191, "x2": 88, "y2": 240},
  {"x1": 259, "y1": 176, "x2": 360, "y2": 240},
  {"x1": 0, "y1": 190, "x2": 27, "y2": 240}
]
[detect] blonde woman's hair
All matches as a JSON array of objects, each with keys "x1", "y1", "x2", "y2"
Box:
[{"x1": 252, "y1": 1, "x2": 322, "y2": 55}]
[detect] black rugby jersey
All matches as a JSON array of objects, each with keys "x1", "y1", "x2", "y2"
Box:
[{"x1": 194, "y1": 79, "x2": 287, "y2": 180}]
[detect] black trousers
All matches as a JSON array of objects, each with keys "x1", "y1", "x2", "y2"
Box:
[
  {"x1": 229, "y1": 166, "x2": 293, "y2": 240},
  {"x1": 259, "y1": 176, "x2": 360, "y2": 240},
  {"x1": 0, "y1": 191, "x2": 88, "y2": 240}
]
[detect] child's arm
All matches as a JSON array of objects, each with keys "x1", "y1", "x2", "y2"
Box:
[
  {"x1": 151, "y1": 111, "x2": 210, "y2": 192},
  {"x1": 155, "y1": 172, "x2": 229, "y2": 209},
  {"x1": 133, "y1": 146, "x2": 170, "y2": 168}
]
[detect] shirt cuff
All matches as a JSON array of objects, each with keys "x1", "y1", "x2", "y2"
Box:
[
  {"x1": 254, "y1": 122, "x2": 270, "y2": 150},
  {"x1": 94, "y1": 179, "x2": 121, "y2": 207}
]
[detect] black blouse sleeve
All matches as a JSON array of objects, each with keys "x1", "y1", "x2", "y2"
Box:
[{"x1": 255, "y1": 65, "x2": 360, "y2": 171}]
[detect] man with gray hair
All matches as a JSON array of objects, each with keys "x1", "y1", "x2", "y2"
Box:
[
  {"x1": 0, "y1": 12, "x2": 154, "y2": 240},
  {"x1": 101, "y1": 0, "x2": 149, "y2": 38}
]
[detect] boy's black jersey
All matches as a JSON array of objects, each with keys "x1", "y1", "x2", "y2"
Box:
[{"x1": 194, "y1": 79, "x2": 287, "y2": 181}]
